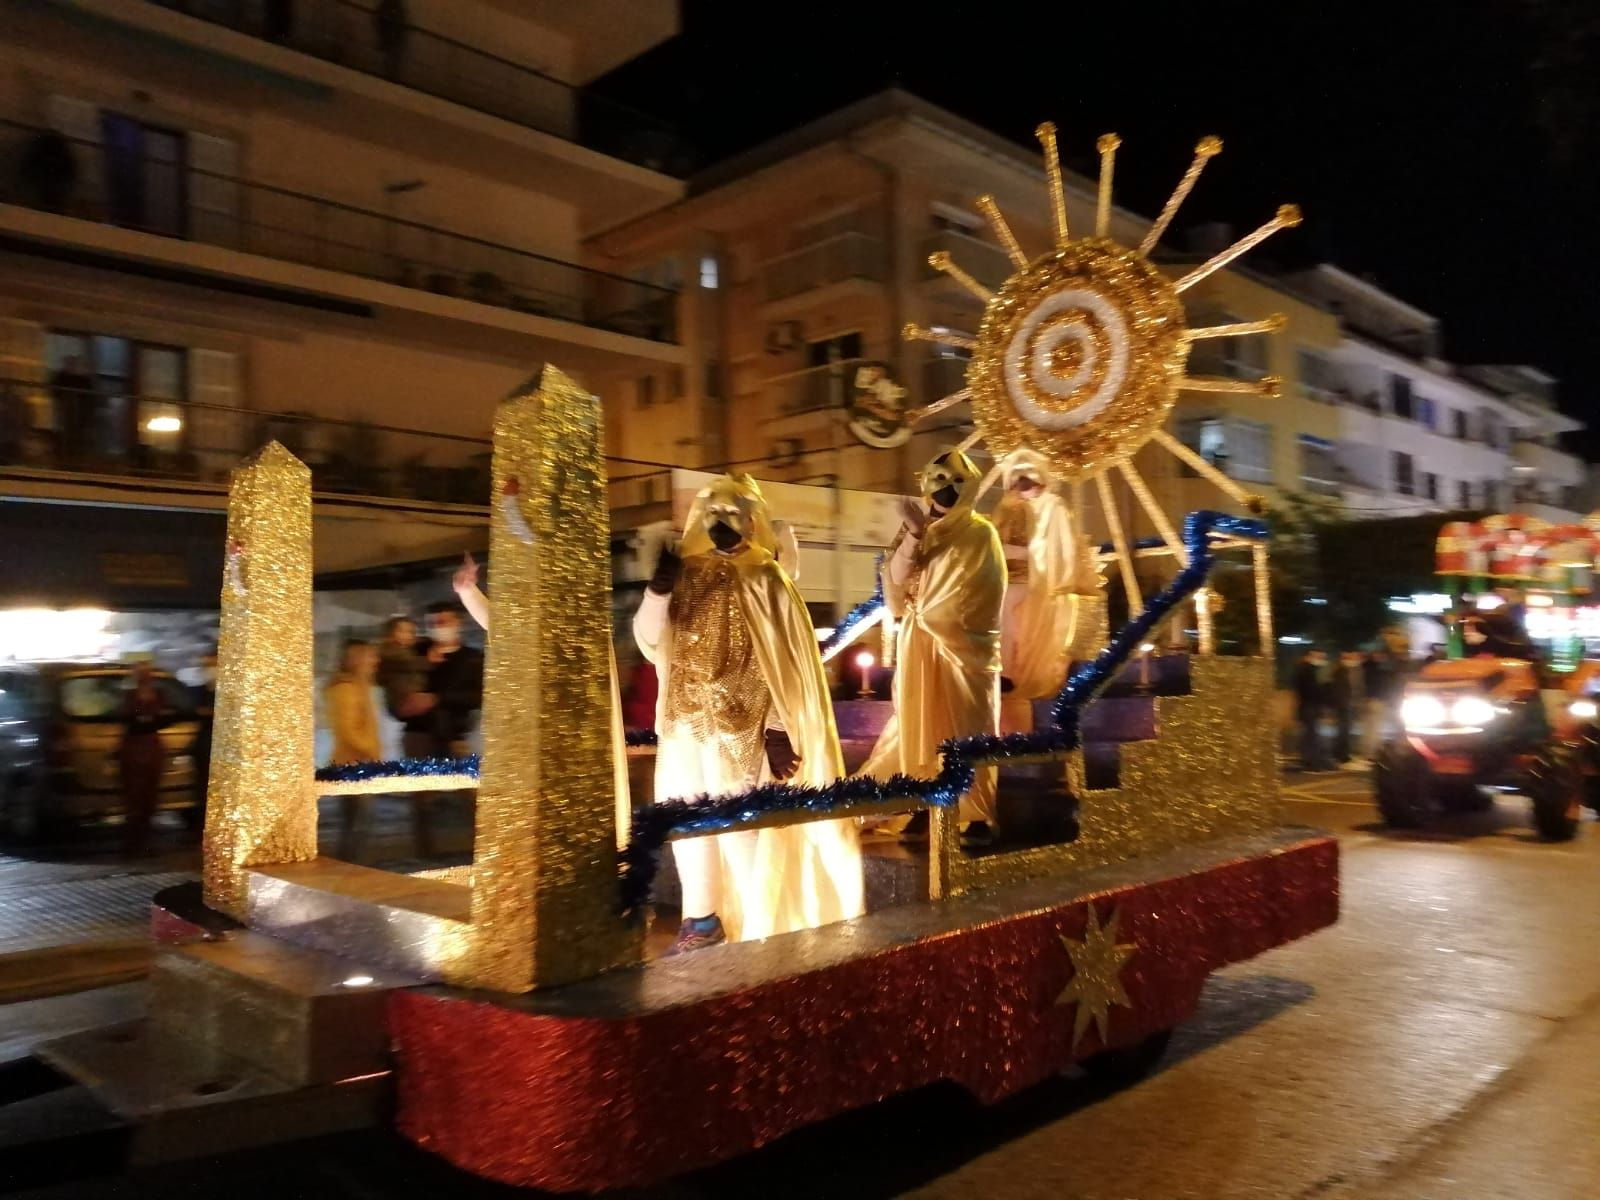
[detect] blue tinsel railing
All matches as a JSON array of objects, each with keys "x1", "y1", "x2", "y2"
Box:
[{"x1": 312, "y1": 510, "x2": 1268, "y2": 913}]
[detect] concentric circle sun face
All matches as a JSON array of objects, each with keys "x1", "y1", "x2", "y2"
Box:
[{"x1": 967, "y1": 239, "x2": 1188, "y2": 481}]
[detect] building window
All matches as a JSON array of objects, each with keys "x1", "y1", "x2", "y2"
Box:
[
  {"x1": 1482, "y1": 479, "x2": 1499, "y2": 510},
  {"x1": 1458, "y1": 479, "x2": 1472, "y2": 507},
  {"x1": 1389, "y1": 373, "x2": 1413, "y2": 420},
  {"x1": 1297, "y1": 434, "x2": 1340, "y2": 495},
  {"x1": 1179, "y1": 416, "x2": 1272, "y2": 483},
  {"x1": 1393, "y1": 451, "x2": 1416, "y2": 496},
  {"x1": 636, "y1": 375, "x2": 657, "y2": 409},
  {"x1": 1424, "y1": 472, "x2": 1439, "y2": 501},
  {"x1": 101, "y1": 112, "x2": 188, "y2": 238},
  {"x1": 1452, "y1": 408, "x2": 1468, "y2": 439},
  {"x1": 1416, "y1": 396, "x2": 1436, "y2": 430},
  {"x1": 806, "y1": 332, "x2": 863, "y2": 367},
  {"x1": 698, "y1": 255, "x2": 719, "y2": 289},
  {"x1": 45, "y1": 330, "x2": 187, "y2": 462},
  {"x1": 1297, "y1": 349, "x2": 1337, "y2": 402}
]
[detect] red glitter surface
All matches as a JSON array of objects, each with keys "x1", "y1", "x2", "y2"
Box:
[{"x1": 391, "y1": 836, "x2": 1338, "y2": 1193}]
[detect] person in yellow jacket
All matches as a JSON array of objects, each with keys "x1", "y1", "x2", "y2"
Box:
[
  {"x1": 325, "y1": 638, "x2": 382, "y2": 861},
  {"x1": 862, "y1": 448, "x2": 1007, "y2": 845}
]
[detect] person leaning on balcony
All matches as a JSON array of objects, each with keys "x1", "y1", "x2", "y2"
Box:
[{"x1": 325, "y1": 639, "x2": 383, "y2": 862}]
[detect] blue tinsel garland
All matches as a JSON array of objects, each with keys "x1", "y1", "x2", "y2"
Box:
[
  {"x1": 305, "y1": 511, "x2": 1268, "y2": 915},
  {"x1": 618, "y1": 510, "x2": 1268, "y2": 911},
  {"x1": 314, "y1": 754, "x2": 480, "y2": 784},
  {"x1": 816, "y1": 575, "x2": 886, "y2": 661}
]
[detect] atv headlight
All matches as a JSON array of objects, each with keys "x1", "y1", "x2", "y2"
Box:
[
  {"x1": 1449, "y1": 696, "x2": 1496, "y2": 728},
  {"x1": 1570, "y1": 698, "x2": 1598, "y2": 720},
  {"x1": 1400, "y1": 695, "x2": 1447, "y2": 730}
]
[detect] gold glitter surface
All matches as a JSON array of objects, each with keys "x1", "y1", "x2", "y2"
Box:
[
  {"x1": 967, "y1": 239, "x2": 1188, "y2": 482},
  {"x1": 939, "y1": 655, "x2": 1281, "y2": 896},
  {"x1": 462, "y1": 365, "x2": 642, "y2": 992},
  {"x1": 202, "y1": 443, "x2": 316, "y2": 917},
  {"x1": 663, "y1": 559, "x2": 771, "y2": 783},
  {"x1": 1055, "y1": 904, "x2": 1136, "y2": 1049}
]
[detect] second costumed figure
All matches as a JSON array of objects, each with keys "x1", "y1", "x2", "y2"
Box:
[{"x1": 634, "y1": 473, "x2": 864, "y2": 952}]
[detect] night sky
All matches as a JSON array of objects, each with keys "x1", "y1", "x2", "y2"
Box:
[{"x1": 599, "y1": 1, "x2": 1600, "y2": 456}]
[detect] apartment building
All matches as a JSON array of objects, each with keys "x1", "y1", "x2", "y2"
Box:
[
  {"x1": 1288, "y1": 266, "x2": 1586, "y2": 522},
  {"x1": 0, "y1": 0, "x2": 685, "y2": 619},
  {"x1": 585, "y1": 90, "x2": 1344, "y2": 606}
]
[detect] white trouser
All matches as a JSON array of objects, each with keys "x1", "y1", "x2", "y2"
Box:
[{"x1": 657, "y1": 727, "x2": 761, "y2": 921}]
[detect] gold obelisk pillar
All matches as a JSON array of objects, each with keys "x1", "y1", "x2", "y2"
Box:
[
  {"x1": 202, "y1": 442, "x2": 316, "y2": 917},
  {"x1": 462, "y1": 365, "x2": 641, "y2": 991}
]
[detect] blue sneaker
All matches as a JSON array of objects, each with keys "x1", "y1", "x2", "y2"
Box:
[{"x1": 666, "y1": 914, "x2": 726, "y2": 955}]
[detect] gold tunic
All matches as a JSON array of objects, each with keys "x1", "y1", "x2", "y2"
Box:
[{"x1": 662, "y1": 557, "x2": 771, "y2": 784}]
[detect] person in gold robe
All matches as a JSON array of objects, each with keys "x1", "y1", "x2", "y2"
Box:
[
  {"x1": 992, "y1": 450, "x2": 1102, "y2": 732},
  {"x1": 862, "y1": 448, "x2": 1007, "y2": 844},
  {"x1": 634, "y1": 473, "x2": 862, "y2": 953}
]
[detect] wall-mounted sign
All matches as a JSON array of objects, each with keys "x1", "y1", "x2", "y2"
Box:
[{"x1": 845, "y1": 362, "x2": 911, "y2": 449}]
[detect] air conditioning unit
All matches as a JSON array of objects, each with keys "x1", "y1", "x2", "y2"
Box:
[
  {"x1": 770, "y1": 437, "x2": 804, "y2": 468},
  {"x1": 765, "y1": 321, "x2": 803, "y2": 355}
]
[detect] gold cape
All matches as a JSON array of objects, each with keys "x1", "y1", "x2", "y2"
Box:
[
  {"x1": 863, "y1": 451, "x2": 1006, "y2": 824},
  {"x1": 993, "y1": 450, "x2": 1102, "y2": 705},
  {"x1": 641, "y1": 476, "x2": 862, "y2": 940}
]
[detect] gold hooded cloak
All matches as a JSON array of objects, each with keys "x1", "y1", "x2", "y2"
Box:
[
  {"x1": 862, "y1": 449, "x2": 1006, "y2": 824},
  {"x1": 636, "y1": 474, "x2": 862, "y2": 940},
  {"x1": 992, "y1": 449, "x2": 1103, "y2": 719}
]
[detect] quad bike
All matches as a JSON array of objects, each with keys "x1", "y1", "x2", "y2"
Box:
[{"x1": 1374, "y1": 656, "x2": 1600, "y2": 841}]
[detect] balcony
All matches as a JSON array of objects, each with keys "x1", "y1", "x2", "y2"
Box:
[
  {"x1": 0, "y1": 377, "x2": 493, "y2": 507},
  {"x1": 140, "y1": 0, "x2": 689, "y2": 175},
  {"x1": 1512, "y1": 438, "x2": 1587, "y2": 489},
  {"x1": 765, "y1": 358, "x2": 884, "y2": 418},
  {"x1": 0, "y1": 119, "x2": 677, "y2": 344},
  {"x1": 919, "y1": 228, "x2": 1013, "y2": 293},
  {"x1": 763, "y1": 234, "x2": 885, "y2": 306}
]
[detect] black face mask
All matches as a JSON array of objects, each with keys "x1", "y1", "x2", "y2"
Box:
[
  {"x1": 708, "y1": 520, "x2": 743, "y2": 552},
  {"x1": 932, "y1": 484, "x2": 961, "y2": 511}
]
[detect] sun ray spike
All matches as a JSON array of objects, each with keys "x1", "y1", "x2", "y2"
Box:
[
  {"x1": 1094, "y1": 471, "x2": 1142, "y2": 613},
  {"x1": 1150, "y1": 429, "x2": 1254, "y2": 507},
  {"x1": 1095, "y1": 133, "x2": 1121, "y2": 238},
  {"x1": 975, "y1": 194, "x2": 1029, "y2": 269},
  {"x1": 906, "y1": 388, "x2": 971, "y2": 425},
  {"x1": 927, "y1": 251, "x2": 993, "y2": 302},
  {"x1": 1175, "y1": 204, "x2": 1302, "y2": 292},
  {"x1": 902, "y1": 323, "x2": 977, "y2": 352},
  {"x1": 1118, "y1": 461, "x2": 1188, "y2": 564},
  {"x1": 1139, "y1": 135, "x2": 1222, "y2": 255},
  {"x1": 954, "y1": 428, "x2": 986, "y2": 456},
  {"x1": 1183, "y1": 314, "x2": 1287, "y2": 341},
  {"x1": 1036, "y1": 122, "x2": 1070, "y2": 246},
  {"x1": 1181, "y1": 374, "x2": 1282, "y2": 398}
]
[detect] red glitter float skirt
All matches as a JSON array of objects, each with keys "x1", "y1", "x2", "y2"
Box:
[{"x1": 391, "y1": 831, "x2": 1338, "y2": 1192}]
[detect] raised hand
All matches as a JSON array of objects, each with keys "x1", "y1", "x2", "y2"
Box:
[
  {"x1": 900, "y1": 496, "x2": 929, "y2": 536},
  {"x1": 452, "y1": 552, "x2": 479, "y2": 595}
]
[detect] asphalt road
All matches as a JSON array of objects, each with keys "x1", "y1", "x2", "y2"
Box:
[{"x1": 6, "y1": 773, "x2": 1600, "y2": 1199}]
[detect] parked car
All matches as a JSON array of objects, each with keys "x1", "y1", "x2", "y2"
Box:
[{"x1": 0, "y1": 661, "x2": 201, "y2": 843}]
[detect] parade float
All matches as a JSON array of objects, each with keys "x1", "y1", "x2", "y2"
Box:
[{"x1": 36, "y1": 127, "x2": 1339, "y2": 1191}]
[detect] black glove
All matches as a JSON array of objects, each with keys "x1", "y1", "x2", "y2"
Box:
[
  {"x1": 648, "y1": 543, "x2": 683, "y2": 596},
  {"x1": 765, "y1": 729, "x2": 799, "y2": 781}
]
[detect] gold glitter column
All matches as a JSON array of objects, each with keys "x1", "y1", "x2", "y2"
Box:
[
  {"x1": 202, "y1": 442, "x2": 316, "y2": 917},
  {"x1": 462, "y1": 365, "x2": 641, "y2": 992}
]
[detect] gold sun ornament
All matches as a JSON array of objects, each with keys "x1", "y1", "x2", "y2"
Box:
[
  {"x1": 901, "y1": 124, "x2": 1301, "y2": 622},
  {"x1": 1055, "y1": 904, "x2": 1137, "y2": 1049}
]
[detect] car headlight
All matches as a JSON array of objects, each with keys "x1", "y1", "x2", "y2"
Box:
[
  {"x1": 1400, "y1": 695, "x2": 1447, "y2": 730},
  {"x1": 1449, "y1": 696, "x2": 1496, "y2": 728},
  {"x1": 1570, "y1": 698, "x2": 1598, "y2": 720}
]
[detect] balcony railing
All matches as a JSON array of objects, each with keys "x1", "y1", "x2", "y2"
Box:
[
  {"x1": 0, "y1": 119, "x2": 677, "y2": 343},
  {"x1": 0, "y1": 377, "x2": 495, "y2": 505},
  {"x1": 919, "y1": 228, "x2": 1013, "y2": 293},
  {"x1": 143, "y1": 0, "x2": 690, "y2": 174},
  {"x1": 763, "y1": 233, "x2": 885, "y2": 304}
]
